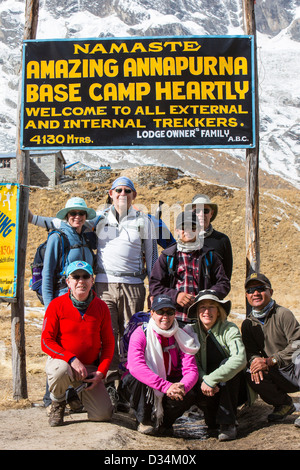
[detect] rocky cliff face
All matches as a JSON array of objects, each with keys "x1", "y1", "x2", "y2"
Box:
[
  {"x1": 255, "y1": 0, "x2": 300, "y2": 39},
  {"x1": 37, "y1": 0, "x2": 300, "y2": 39},
  {"x1": 0, "y1": 0, "x2": 299, "y2": 187}
]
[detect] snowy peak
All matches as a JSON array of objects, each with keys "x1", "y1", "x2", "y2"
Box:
[{"x1": 0, "y1": 0, "x2": 299, "y2": 188}]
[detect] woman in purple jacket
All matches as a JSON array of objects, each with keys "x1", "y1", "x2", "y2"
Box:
[{"x1": 122, "y1": 295, "x2": 199, "y2": 436}]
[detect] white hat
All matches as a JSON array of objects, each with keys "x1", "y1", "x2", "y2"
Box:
[
  {"x1": 188, "y1": 290, "x2": 231, "y2": 319},
  {"x1": 186, "y1": 194, "x2": 218, "y2": 222},
  {"x1": 56, "y1": 197, "x2": 96, "y2": 220}
]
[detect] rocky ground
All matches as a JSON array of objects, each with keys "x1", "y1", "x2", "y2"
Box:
[{"x1": 0, "y1": 165, "x2": 299, "y2": 451}]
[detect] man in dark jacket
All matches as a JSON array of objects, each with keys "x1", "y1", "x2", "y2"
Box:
[
  {"x1": 241, "y1": 272, "x2": 300, "y2": 427},
  {"x1": 149, "y1": 211, "x2": 230, "y2": 325},
  {"x1": 186, "y1": 194, "x2": 233, "y2": 280}
]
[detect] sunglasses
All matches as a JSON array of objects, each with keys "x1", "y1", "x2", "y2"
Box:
[
  {"x1": 114, "y1": 188, "x2": 132, "y2": 194},
  {"x1": 178, "y1": 226, "x2": 198, "y2": 232},
  {"x1": 68, "y1": 211, "x2": 87, "y2": 217},
  {"x1": 70, "y1": 274, "x2": 91, "y2": 280},
  {"x1": 194, "y1": 208, "x2": 211, "y2": 215},
  {"x1": 198, "y1": 305, "x2": 218, "y2": 312},
  {"x1": 155, "y1": 309, "x2": 175, "y2": 316},
  {"x1": 246, "y1": 285, "x2": 268, "y2": 294}
]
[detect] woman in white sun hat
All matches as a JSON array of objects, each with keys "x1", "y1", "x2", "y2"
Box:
[
  {"x1": 42, "y1": 197, "x2": 96, "y2": 310},
  {"x1": 185, "y1": 290, "x2": 247, "y2": 442}
]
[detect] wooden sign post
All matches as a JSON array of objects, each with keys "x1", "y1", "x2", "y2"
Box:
[
  {"x1": 11, "y1": 0, "x2": 40, "y2": 400},
  {"x1": 243, "y1": 0, "x2": 260, "y2": 278}
]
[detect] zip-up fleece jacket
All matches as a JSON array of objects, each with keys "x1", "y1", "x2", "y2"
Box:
[
  {"x1": 127, "y1": 325, "x2": 199, "y2": 394},
  {"x1": 42, "y1": 222, "x2": 95, "y2": 309},
  {"x1": 241, "y1": 301, "x2": 300, "y2": 368},
  {"x1": 149, "y1": 243, "x2": 230, "y2": 310},
  {"x1": 41, "y1": 291, "x2": 115, "y2": 377},
  {"x1": 204, "y1": 228, "x2": 233, "y2": 280},
  {"x1": 185, "y1": 319, "x2": 247, "y2": 388}
]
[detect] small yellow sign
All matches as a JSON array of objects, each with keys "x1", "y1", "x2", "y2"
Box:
[{"x1": 0, "y1": 183, "x2": 19, "y2": 299}]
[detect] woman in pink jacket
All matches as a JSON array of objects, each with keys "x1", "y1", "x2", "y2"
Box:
[{"x1": 122, "y1": 295, "x2": 199, "y2": 436}]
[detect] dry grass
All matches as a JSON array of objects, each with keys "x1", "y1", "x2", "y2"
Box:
[{"x1": 1, "y1": 168, "x2": 299, "y2": 411}]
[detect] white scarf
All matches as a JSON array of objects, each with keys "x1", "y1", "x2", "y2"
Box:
[
  {"x1": 145, "y1": 317, "x2": 200, "y2": 425},
  {"x1": 176, "y1": 237, "x2": 203, "y2": 253}
]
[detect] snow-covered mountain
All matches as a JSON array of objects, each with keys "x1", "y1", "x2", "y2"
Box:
[{"x1": 0, "y1": 0, "x2": 299, "y2": 188}]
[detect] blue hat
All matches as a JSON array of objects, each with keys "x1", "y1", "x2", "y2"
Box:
[
  {"x1": 151, "y1": 295, "x2": 176, "y2": 312},
  {"x1": 111, "y1": 176, "x2": 136, "y2": 192},
  {"x1": 66, "y1": 261, "x2": 93, "y2": 277},
  {"x1": 56, "y1": 197, "x2": 96, "y2": 220}
]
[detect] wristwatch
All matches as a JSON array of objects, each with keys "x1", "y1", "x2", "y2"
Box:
[{"x1": 270, "y1": 356, "x2": 278, "y2": 366}]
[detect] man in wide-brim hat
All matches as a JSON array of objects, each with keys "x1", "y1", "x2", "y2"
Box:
[{"x1": 186, "y1": 194, "x2": 233, "y2": 280}]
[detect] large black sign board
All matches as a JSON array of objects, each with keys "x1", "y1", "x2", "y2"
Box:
[{"x1": 21, "y1": 35, "x2": 255, "y2": 150}]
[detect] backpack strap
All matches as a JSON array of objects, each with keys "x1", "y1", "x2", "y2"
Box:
[
  {"x1": 141, "y1": 321, "x2": 148, "y2": 334},
  {"x1": 96, "y1": 267, "x2": 146, "y2": 279},
  {"x1": 203, "y1": 250, "x2": 213, "y2": 282},
  {"x1": 166, "y1": 255, "x2": 176, "y2": 276},
  {"x1": 47, "y1": 229, "x2": 70, "y2": 277},
  {"x1": 92, "y1": 214, "x2": 106, "y2": 230}
]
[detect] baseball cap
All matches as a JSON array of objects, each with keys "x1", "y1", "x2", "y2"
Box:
[
  {"x1": 66, "y1": 261, "x2": 93, "y2": 277},
  {"x1": 175, "y1": 211, "x2": 199, "y2": 230},
  {"x1": 151, "y1": 295, "x2": 176, "y2": 312},
  {"x1": 244, "y1": 273, "x2": 272, "y2": 289}
]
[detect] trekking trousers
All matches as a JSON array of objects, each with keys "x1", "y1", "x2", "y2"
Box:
[
  {"x1": 46, "y1": 358, "x2": 113, "y2": 421},
  {"x1": 95, "y1": 281, "x2": 146, "y2": 384}
]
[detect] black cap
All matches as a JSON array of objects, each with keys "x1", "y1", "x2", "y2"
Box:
[
  {"x1": 245, "y1": 273, "x2": 272, "y2": 289},
  {"x1": 175, "y1": 211, "x2": 199, "y2": 230},
  {"x1": 151, "y1": 295, "x2": 176, "y2": 312}
]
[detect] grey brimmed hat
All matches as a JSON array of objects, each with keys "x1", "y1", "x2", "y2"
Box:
[
  {"x1": 56, "y1": 197, "x2": 96, "y2": 220},
  {"x1": 245, "y1": 272, "x2": 272, "y2": 289},
  {"x1": 188, "y1": 290, "x2": 231, "y2": 319},
  {"x1": 186, "y1": 194, "x2": 218, "y2": 222}
]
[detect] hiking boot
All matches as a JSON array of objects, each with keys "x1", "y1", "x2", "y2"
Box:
[
  {"x1": 294, "y1": 416, "x2": 300, "y2": 428},
  {"x1": 48, "y1": 400, "x2": 66, "y2": 427},
  {"x1": 66, "y1": 387, "x2": 84, "y2": 413},
  {"x1": 106, "y1": 385, "x2": 119, "y2": 412},
  {"x1": 267, "y1": 403, "x2": 296, "y2": 422},
  {"x1": 68, "y1": 396, "x2": 84, "y2": 413},
  {"x1": 206, "y1": 426, "x2": 219, "y2": 438},
  {"x1": 116, "y1": 385, "x2": 130, "y2": 413},
  {"x1": 218, "y1": 424, "x2": 237, "y2": 441},
  {"x1": 117, "y1": 396, "x2": 130, "y2": 413},
  {"x1": 137, "y1": 423, "x2": 155, "y2": 435},
  {"x1": 45, "y1": 404, "x2": 52, "y2": 416},
  {"x1": 154, "y1": 425, "x2": 174, "y2": 437}
]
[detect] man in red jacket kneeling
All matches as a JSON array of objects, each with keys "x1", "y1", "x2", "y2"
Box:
[{"x1": 41, "y1": 260, "x2": 115, "y2": 427}]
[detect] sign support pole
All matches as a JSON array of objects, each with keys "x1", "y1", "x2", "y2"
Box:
[
  {"x1": 11, "y1": 0, "x2": 39, "y2": 400},
  {"x1": 243, "y1": 0, "x2": 260, "y2": 282}
]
